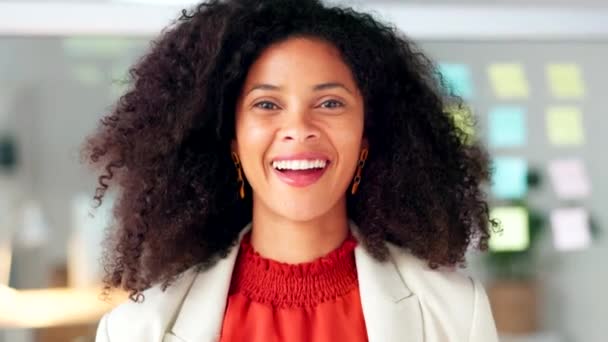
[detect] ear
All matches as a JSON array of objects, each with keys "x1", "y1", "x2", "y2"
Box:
[{"x1": 362, "y1": 137, "x2": 369, "y2": 151}]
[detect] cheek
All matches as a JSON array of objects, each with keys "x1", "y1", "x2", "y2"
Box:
[
  {"x1": 237, "y1": 122, "x2": 269, "y2": 148},
  {"x1": 235, "y1": 118, "x2": 274, "y2": 175},
  {"x1": 333, "y1": 119, "x2": 364, "y2": 162},
  {"x1": 338, "y1": 137, "x2": 363, "y2": 172}
]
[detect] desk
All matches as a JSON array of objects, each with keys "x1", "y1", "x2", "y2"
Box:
[{"x1": 0, "y1": 285, "x2": 127, "y2": 328}]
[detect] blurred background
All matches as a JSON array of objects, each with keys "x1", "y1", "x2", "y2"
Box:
[{"x1": 0, "y1": 0, "x2": 606, "y2": 341}]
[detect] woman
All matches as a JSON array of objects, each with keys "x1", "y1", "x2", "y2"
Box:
[{"x1": 86, "y1": 0, "x2": 499, "y2": 341}]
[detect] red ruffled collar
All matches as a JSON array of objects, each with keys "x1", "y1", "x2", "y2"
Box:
[{"x1": 229, "y1": 231, "x2": 359, "y2": 308}]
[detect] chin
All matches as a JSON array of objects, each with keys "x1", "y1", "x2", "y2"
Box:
[
  {"x1": 272, "y1": 197, "x2": 336, "y2": 223},
  {"x1": 278, "y1": 206, "x2": 329, "y2": 223}
]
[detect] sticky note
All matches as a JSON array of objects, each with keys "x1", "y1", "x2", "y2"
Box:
[
  {"x1": 488, "y1": 106, "x2": 526, "y2": 148},
  {"x1": 550, "y1": 207, "x2": 591, "y2": 251},
  {"x1": 546, "y1": 106, "x2": 585, "y2": 146},
  {"x1": 548, "y1": 159, "x2": 591, "y2": 199},
  {"x1": 491, "y1": 157, "x2": 527, "y2": 199},
  {"x1": 445, "y1": 104, "x2": 475, "y2": 144},
  {"x1": 489, "y1": 206, "x2": 530, "y2": 252},
  {"x1": 546, "y1": 63, "x2": 585, "y2": 99},
  {"x1": 488, "y1": 63, "x2": 530, "y2": 99},
  {"x1": 439, "y1": 63, "x2": 474, "y2": 99}
]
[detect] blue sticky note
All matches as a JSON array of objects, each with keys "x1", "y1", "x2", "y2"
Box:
[
  {"x1": 439, "y1": 63, "x2": 474, "y2": 99},
  {"x1": 491, "y1": 157, "x2": 527, "y2": 199},
  {"x1": 489, "y1": 106, "x2": 526, "y2": 148}
]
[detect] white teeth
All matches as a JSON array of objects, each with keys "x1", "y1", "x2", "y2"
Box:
[{"x1": 272, "y1": 159, "x2": 328, "y2": 170}]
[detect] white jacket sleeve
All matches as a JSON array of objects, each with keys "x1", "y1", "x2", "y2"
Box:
[
  {"x1": 468, "y1": 279, "x2": 499, "y2": 342},
  {"x1": 95, "y1": 313, "x2": 110, "y2": 342}
]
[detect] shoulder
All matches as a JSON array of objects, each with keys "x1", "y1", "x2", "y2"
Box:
[
  {"x1": 387, "y1": 242, "x2": 474, "y2": 296},
  {"x1": 96, "y1": 268, "x2": 198, "y2": 342},
  {"x1": 387, "y1": 243, "x2": 498, "y2": 342}
]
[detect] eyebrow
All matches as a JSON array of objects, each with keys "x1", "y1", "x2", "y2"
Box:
[
  {"x1": 246, "y1": 82, "x2": 353, "y2": 95},
  {"x1": 313, "y1": 82, "x2": 353, "y2": 94}
]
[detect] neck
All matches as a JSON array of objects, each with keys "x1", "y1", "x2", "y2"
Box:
[{"x1": 250, "y1": 197, "x2": 349, "y2": 264}]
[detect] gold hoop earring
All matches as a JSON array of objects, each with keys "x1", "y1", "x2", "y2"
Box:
[
  {"x1": 231, "y1": 151, "x2": 245, "y2": 199},
  {"x1": 351, "y1": 148, "x2": 368, "y2": 195}
]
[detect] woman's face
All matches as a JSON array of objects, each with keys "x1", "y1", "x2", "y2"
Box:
[{"x1": 234, "y1": 37, "x2": 365, "y2": 222}]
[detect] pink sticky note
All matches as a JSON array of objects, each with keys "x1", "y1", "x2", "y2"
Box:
[
  {"x1": 550, "y1": 207, "x2": 591, "y2": 251},
  {"x1": 548, "y1": 159, "x2": 591, "y2": 200}
]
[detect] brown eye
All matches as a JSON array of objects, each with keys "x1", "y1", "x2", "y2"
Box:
[
  {"x1": 320, "y1": 100, "x2": 344, "y2": 109},
  {"x1": 254, "y1": 101, "x2": 279, "y2": 110}
]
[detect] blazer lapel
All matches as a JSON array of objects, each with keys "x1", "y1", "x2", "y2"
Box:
[
  {"x1": 168, "y1": 224, "x2": 252, "y2": 342},
  {"x1": 166, "y1": 222, "x2": 424, "y2": 342},
  {"x1": 352, "y1": 225, "x2": 425, "y2": 342}
]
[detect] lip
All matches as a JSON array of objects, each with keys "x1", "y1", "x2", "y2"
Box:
[
  {"x1": 270, "y1": 152, "x2": 331, "y2": 163},
  {"x1": 270, "y1": 152, "x2": 331, "y2": 188}
]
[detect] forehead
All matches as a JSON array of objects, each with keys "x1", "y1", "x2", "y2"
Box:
[{"x1": 243, "y1": 37, "x2": 357, "y2": 86}]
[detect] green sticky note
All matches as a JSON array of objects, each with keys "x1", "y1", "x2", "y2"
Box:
[
  {"x1": 445, "y1": 104, "x2": 475, "y2": 144},
  {"x1": 439, "y1": 63, "x2": 474, "y2": 99},
  {"x1": 489, "y1": 206, "x2": 530, "y2": 252},
  {"x1": 546, "y1": 106, "x2": 585, "y2": 146},
  {"x1": 488, "y1": 106, "x2": 526, "y2": 148},
  {"x1": 488, "y1": 63, "x2": 530, "y2": 99},
  {"x1": 491, "y1": 157, "x2": 527, "y2": 199},
  {"x1": 546, "y1": 63, "x2": 585, "y2": 99}
]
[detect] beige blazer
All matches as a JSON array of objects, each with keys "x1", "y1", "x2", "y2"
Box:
[{"x1": 96, "y1": 222, "x2": 499, "y2": 342}]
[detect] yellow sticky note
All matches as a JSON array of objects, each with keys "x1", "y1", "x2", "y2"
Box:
[
  {"x1": 445, "y1": 104, "x2": 475, "y2": 144},
  {"x1": 489, "y1": 206, "x2": 529, "y2": 252},
  {"x1": 546, "y1": 106, "x2": 585, "y2": 146},
  {"x1": 546, "y1": 63, "x2": 585, "y2": 99},
  {"x1": 488, "y1": 63, "x2": 530, "y2": 99}
]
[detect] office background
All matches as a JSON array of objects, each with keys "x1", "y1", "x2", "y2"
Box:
[{"x1": 0, "y1": 1, "x2": 606, "y2": 341}]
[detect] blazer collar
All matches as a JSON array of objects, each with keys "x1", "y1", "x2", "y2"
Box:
[
  {"x1": 169, "y1": 223, "x2": 252, "y2": 342},
  {"x1": 169, "y1": 221, "x2": 424, "y2": 342},
  {"x1": 351, "y1": 223, "x2": 424, "y2": 342}
]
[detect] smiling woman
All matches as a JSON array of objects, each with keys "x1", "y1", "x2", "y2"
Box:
[
  {"x1": 83, "y1": 0, "x2": 499, "y2": 341},
  {"x1": 233, "y1": 38, "x2": 366, "y2": 257}
]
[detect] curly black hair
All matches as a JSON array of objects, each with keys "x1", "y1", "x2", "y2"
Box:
[{"x1": 83, "y1": 0, "x2": 496, "y2": 301}]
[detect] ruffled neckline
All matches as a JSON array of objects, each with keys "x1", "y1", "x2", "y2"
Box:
[{"x1": 229, "y1": 231, "x2": 359, "y2": 308}]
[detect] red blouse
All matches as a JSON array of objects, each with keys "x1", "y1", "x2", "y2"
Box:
[{"x1": 220, "y1": 231, "x2": 368, "y2": 342}]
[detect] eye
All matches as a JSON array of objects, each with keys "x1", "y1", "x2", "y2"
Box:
[
  {"x1": 254, "y1": 101, "x2": 279, "y2": 110},
  {"x1": 320, "y1": 99, "x2": 344, "y2": 109}
]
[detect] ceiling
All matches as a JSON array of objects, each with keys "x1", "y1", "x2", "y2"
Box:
[
  {"x1": 1, "y1": 0, "x2": 607, "y2": 38},
  {"x1": 0, "y1": 0, "x2": 607, "y2": 5}
]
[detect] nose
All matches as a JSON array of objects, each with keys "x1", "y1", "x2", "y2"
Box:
[{"x1": 279, "y1": 111, "x2": 321, "y2": 143}]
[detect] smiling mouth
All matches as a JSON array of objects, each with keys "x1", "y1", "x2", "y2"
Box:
[
  {"x1": 270, "y1": 159, "x2": 330, "y2": 187},
  {"x1": 271, "y1": 159, "x2": 329, "y2": 171}
]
